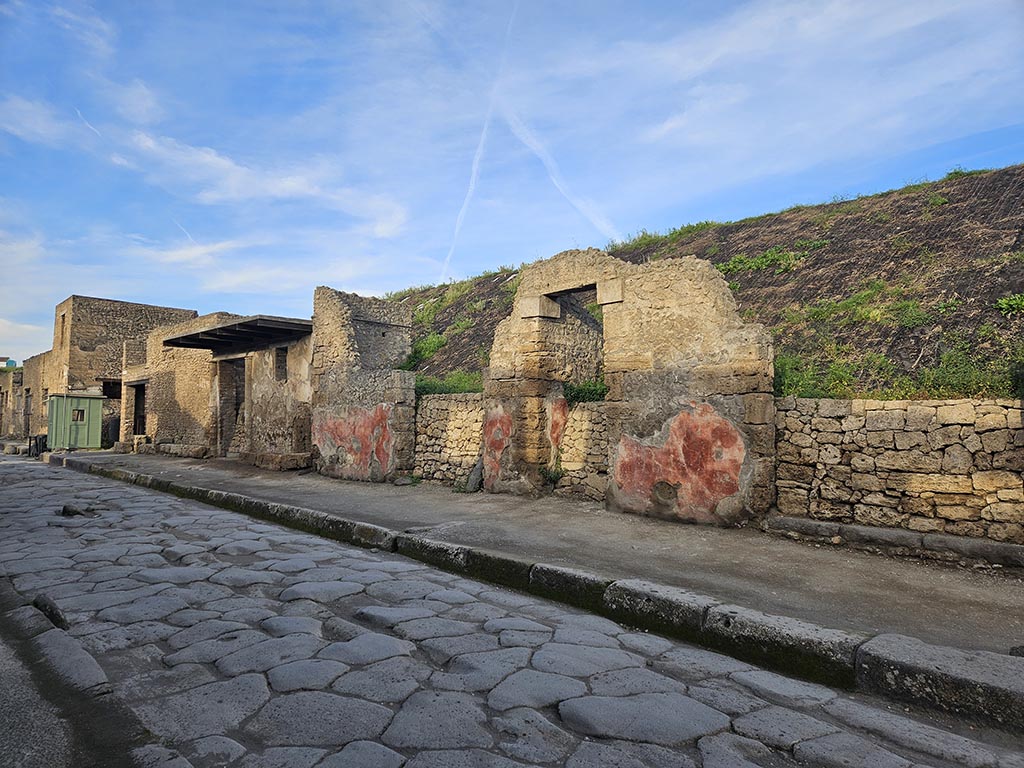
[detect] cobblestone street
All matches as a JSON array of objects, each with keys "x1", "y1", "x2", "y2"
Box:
[{"x1": 1, "y1": 456, "x2": 1021, "y2": 768}]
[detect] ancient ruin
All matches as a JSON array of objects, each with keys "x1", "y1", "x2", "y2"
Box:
[{"x1": 3, "y1": 249, "x2": 1022, "y2": 554}]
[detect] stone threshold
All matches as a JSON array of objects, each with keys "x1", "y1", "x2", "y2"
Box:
[{"x1": 55, "y1": 453, "x2": 1024, "y2": 734}]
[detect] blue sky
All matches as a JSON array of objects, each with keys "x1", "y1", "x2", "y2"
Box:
[{"x1": 2, "y1": 0, "x2": 1023, "y2": 363}]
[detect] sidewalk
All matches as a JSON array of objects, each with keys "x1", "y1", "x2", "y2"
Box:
[{"x1": 61, "y1": 452, "x2": 1023, "y2": 656}]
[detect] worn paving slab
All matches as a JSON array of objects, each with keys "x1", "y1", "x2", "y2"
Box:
[
  {"x1": 1, "y1": 455, "x2": 1022, "y2": 767},
  {"x1": 77, "y1": 451, "x2": 1024, "y2": 653}
]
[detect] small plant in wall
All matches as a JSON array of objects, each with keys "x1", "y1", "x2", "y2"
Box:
[{"x1": 539, "y1": 461, "x2": 564, "y2": 486}]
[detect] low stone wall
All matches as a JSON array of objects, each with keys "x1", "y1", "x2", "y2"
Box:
[
  {"x1": 414, "y1": 394, "x2": 484, "y2": 486},
  {"x1": 554, "y1": 402, "x2": 609, "y2": 500},
  {"x1": 775, "y1": 397, "x2": 1024, "y2": 546}
]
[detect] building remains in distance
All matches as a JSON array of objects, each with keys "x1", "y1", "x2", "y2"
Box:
[{"x1": 2, "y1": 249, "x2": 1022, "y2": 560}]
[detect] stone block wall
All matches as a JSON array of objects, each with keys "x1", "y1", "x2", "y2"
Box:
[
  {"x1": 553, "y1": 401, "x2": 609, "y2": 501},
  {"x1": 775, "y1": 397, "x2": 1024, "y2": 545},
  {"x1": 121, "y1": 313, "x2": 238, "y2": 453},
  {"x1": 311, "y1": 287, "x2": 415, "y2": 481},
  {"x1": 242, "y1": 337, "x2": 313, "y2": 468},
  {"x1": 0, "y1": 368, "x2": 23, "y2": 438},
  {"x1": 414, "y1": 394, "x2": 484, "y2": 486},
  {"x1": 20, "y1": 351, "x2": 54, "y2": 437}
]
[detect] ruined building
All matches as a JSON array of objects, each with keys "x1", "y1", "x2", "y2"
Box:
[{"x1": 4, "y1": 250, "x2": 1021, "y2": 554}]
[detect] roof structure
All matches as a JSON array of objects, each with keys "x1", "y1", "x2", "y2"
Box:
[{"x1": 162, "y1": 315, "x2": 312, "y2": 358}]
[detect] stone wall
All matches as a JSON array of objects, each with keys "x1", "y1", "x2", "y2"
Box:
[
  {"x1": 121, "y1": 313, "x2": 237, "y2": 454},
  {"x1": 414, "y1": 394, "x2": 484, "y2": 486},
  {"x1": 485, "y1": 248, "x2": 775, "y2": 526},
  {"x1": 0, "y1": 368, "x2": 23, "y2": 438},
  {"x1": 241, "y1": 336, "x2": 313, "y2": 469},
  {"x1": 775, "y1": 397, "x2": 1024, "y2": 546},
  {"x1": 311, "y1": 287, "x2": 415, "y2": 481},
  {"x1": 19, "y1": 351, "x2": 54, "y2": 437},
  {"x1": 553, "y1": 401, "x2": 609, "y2": 501}
]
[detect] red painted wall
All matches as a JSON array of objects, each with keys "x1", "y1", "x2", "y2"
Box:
[{"x1": 312, "y1": 403, "x2": 395, "y2": 481}]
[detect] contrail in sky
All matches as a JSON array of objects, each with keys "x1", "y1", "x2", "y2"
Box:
[
  {"x1": 439, "y1": 1, "x2": 519, "y2": 282},
  {"x1": 75, "y1": 108, "x2": 102, "y2": 137},
  {"x1": 172, "y1": 218, "x2": 196, "y2": 243}
]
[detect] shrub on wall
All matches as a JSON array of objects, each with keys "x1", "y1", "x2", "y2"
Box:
[
  {"x1": 563, "y1": 379, "x2": 609, "y2": 407},
  {"x1": 415, "y1": 370, "x2": 483, "y2": 397}
]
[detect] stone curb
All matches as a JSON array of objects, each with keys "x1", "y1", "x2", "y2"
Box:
[
  {"x1": 60, "y1": 455, "x2": 1024, "y2": 731},
  {"x1": 767, "y1": 515, "x2": 1024, "y2": 568},
  {"x1": 0, "y1": 572, "x2": 195, "y2": 767}
]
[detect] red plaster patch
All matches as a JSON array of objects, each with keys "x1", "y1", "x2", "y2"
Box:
[
  {"x1": 613, "y1": 403, "x2": 745, "y2": 523},
  {"x1": 482, "y1": 407, "x2": 513, "y2": 491},
  {"x1": 312, "y1": 403, "x2": 394, "y2": 481},
  {"x1": 548, "y1": 397, "x2": 569, "y2": 452}
]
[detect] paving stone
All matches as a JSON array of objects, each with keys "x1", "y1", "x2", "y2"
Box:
[
  {"x1": 442, "y1": 603, "x2": 508, "y2": 623},
  {"x1": 366, "y1": 579, "x2": 446, "y2": 602},
  {"x1": 332, "y1": 656, "x2": 432, "y2": 702},
  {"x1": 421, "y1": 632, "x2": 501, "y2": 663},
  {"x1": 484, "y1": 617, "x2": 550, "y2": 633},
  {"x1": 131, "y1": 744, "x2": 193, "y2": 768},
  {"x1": 559, "y1": 692, "x2": 731, "y2": 745},
  {"x1": 433, "y1": 647, "x2": 533, "y2": 691},
  {"x1": 494, "y1": 707, "x2": 576, "y2": 763},
  {"x1": 209, "y1": 568, "x2": 282, "y2": 587},
  {"x1": 618, "y1": 631, "x2": 677, "y2": 657},
  {"x1": 216, "y1": 540, "x2": 271, "y2": 556},
  {"x1": 58, "y1": 583, "x2": 168, "y2": 612},
  {"x1": 246, "y1": 692, "x2": 393, "y2": 747},
  {"x1": 266, "y1": 558, "x2": 318, "y2": 573},
  {"x1": 793, "y1": 732, "x2": 913, "y2": 768},
  {"x1": 135, "y1": 673, "x2": 270, "y2": 741},
  {"x1": 268, "y1": 659, "x2": 349, "y2": 692},
  {"x1": 499, "y1": 629, "x2": 552, "y2": 648},
  {"x1": 354, "y1": 605, "x2": 437, "y2": 629},
  {"x1": 731, "y1": 670, "x2": 838, "y2": 708},
  {"x1": 394, "y1": 617, "x2": 478, "y2": 640},
  {"x1": 698, "y1": 733, "x2": 797, "y2": 768},
  {"x1": 589, "y1": 667, "x2": 689, "y2": 696},
  {"x1": 566, "y1": 740, "x2": 697, "y2": 768},
  {"x1": 278, "y1": 581, "x2": 363, "y2": 602},
  {"x1": 161, "y1": 583, "x2": 234, "y2": 606},
  {"x1": 216, "y1": 635, "x2": 327, "y2": 676},
  {"x1": 222, "y1": 607, "x2": 278, "y2": 624},
  {"x1": 687, "y1": 680, "x2": 770, "y2": 716},
  {"x1": 163, "y1": 630, "x2": 268, "y2": 665},
  {"x1": 96, "y1": 594, "x2": 190, "y2": 623},
  {"x1": 404, "y1": 750, "x2": 530, "y2": 768},
  {"x1": 322, "y1": 617, "x2": 367, "y2": 641},
  {"x1": 166, "y1": 609, "x2": 221, "y2": 627},
  {"x1": 32, "y1": 629, "x2": 110, "y2": 695},
  {"x1": 823, "y1": 697, "x2": 1010, "y2": 768},
  {"x1": 383, "y1": 690, "x2": 492, "y2": 749},
  {"x1": 531, "y1": 643, "x2": 641, "y2": 678},
  {"x1": 79, "y1": 620, "x2": 178, "y2": 652},
  {"x1": 134, "y1": 566, "x2": 217, "y2": 584},
  {"x1": 317, "y1": 741, "x2": 406, "y2": 768},
  {"x1": 657, "y1": 645, "x2": 754, "y2": 679},
  {"x1": 235, "y1": 747, "x2": 327, "y2": 768},
  {"x1": 734, "y1": 705, "x2": 840, "y2": 749},
  {"x1": 187, "y1": 735, "x2": 248, "y2": 767},
  {"x1": 552, "y1": 627, "x2": 621, "y2": 648},
  {"x1": 119, "y1": 663, "x2": 218, "y2": 702},
  {"x1": 167, "y1": 620, "x2": 250, "y2": 649},
  {"x1": 320, "y1": 632, "x2": 416, "y2": 665},
  {"x1": 426, "y1": 588, "x2": 476, "y2": 604},
  {"x1": 261, "y1": 616, "x2": 323, "y2": 637},
  {"x1": 487, "y1": 669, "x2": 587, "y2": 711}
]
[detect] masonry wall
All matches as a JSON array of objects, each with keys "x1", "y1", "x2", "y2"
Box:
[
  {"x1": 553, "y1": 401, "x2": 610, "y2": 501},
  {"x1": 121, "y1": 313, "x2": 236, "y2": 455},
  {"x1": 414, "y1": 394, "x2": 484, "y2": 486},
  {"x1": 241, "y1": 336, "x2": 313, "y2": 469},
  {"x1": 775, "y1": 397, "x2": 1024, "y2": 546},
  {"x1": 311, "y1": 287, "x2": 415, "y2": 481},
  {"x1": 20, "y1": 351, "x2": 54, "y2": 436},
  {"x1": 0, "y1": 368, "x2": 22, "y2": 438}
]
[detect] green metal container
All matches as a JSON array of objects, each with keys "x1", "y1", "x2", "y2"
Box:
[{"x1": 47, "y1": 392, "x2": 105, "y2": 450}]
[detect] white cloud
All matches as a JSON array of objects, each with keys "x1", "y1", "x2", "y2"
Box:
[
  {"x1": 133, "y1": 238, "x2": 252, "y2": 267},
  {"x1": 0, "y1": 317, "x2": 51, "y2": 364},
  {"x1": 129, "y1": 132, "x2": 408, "y2": 237},
  {"x1": 0, "y1": 96, "x2": 78, "y2": 146},
  {"x1": 108, "y1": 79, "x2": 163, "y2": 125},
  {"x1": 49, "y1": 4, "x2": 116, "y2": 58}
]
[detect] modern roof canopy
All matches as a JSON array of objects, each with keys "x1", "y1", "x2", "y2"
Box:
[{"x1": 162, "y1": 315, "x2": 312, "y2": 358}]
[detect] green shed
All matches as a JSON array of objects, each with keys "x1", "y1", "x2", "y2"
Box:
[{"x1": 47, "y1": 392, "x2": 105, "y2": 450}]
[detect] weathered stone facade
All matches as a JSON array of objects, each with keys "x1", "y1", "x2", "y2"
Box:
[
  {"x1": 485, "y1": 248, "x2": 775, "y2": 526},
  {"x1": 775, "y1": 397, "x2": 1024, "y2": 545},
  {"x1": 310, "y1": 287, "x2": 415, "y2": 481},
  {"x1": 0, "y1": 367, "x2": 23, "y2": 438},
  {"x1": 413, "y1": 393, "x2": 484, "y2": 486},
  {"x1": 552, "y1": 401, "x2": 610, "y2": 501},
  {"x1": 121, "y1": 313, "x2": 237, "y2": 456}
]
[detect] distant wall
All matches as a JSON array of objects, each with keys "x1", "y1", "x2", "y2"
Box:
[
  {"x1": 414, "y1": 394, "x2": 484, "y2": 486},
  {"x1": 775, "y1": 397, "x2": 1024, "y2": 546},
  {"x1": 0, "y1": 368, "x2": 23, "y2": 438}
]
